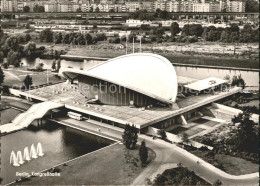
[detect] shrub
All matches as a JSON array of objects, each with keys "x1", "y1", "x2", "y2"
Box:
[{"x1": 157, "y1": 129, "x2": 167, "y2": 140}]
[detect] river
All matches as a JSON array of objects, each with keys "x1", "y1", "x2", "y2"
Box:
[{"x1": 20, "y1": 57, "x2": 259, "y2": 87}]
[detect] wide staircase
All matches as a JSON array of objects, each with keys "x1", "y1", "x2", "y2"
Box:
[{"x1": 0, "y1": 101, "x2": 64, "y2": 134}]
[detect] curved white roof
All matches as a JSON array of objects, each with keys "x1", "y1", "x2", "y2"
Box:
[{"x1": 61, "y1": 53, "x2": 178, "y2": 103}]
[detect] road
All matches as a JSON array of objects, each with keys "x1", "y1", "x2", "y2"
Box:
[
  {"x1": 133, "y1": 136, "x2": 258, "y2": 185},
  {"x1": 52, "y1": 116, "x2": 258, "y2": 185}
]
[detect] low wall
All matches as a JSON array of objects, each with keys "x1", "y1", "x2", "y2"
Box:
[
  {"x1": 9, "y1": 88, "x2": 22, "y2": 97},
  {"x1": 146, "y1": 127, "x2": 213, "y2": 150},
  {"x1": 212, "y1": 103, "x2": 259, "y2": 123}
]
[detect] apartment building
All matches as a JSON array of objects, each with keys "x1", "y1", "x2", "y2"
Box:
[
  {"x1": 153, "y1": 0, "x2": 167, "y2": 11},
  {"x1": 226, "y1": 0, "x2": 245, "y2": 12},
  {"x1": 142, "y1": 1, "x2": 154, "y2": 12},
  {"x1": 125, "y1": 1, "x2": 142, "y2": 12},
  {"x1": 1, "y1": 0, "x2": 17, "y2": 12},
  {"x1": 0, "y1": 0, "x2": 248, "y2": 13},
  {"x1": 166, "y1": 1, "x2": 181, "y2": 12}
]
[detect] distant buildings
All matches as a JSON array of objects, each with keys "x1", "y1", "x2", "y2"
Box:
[{"x1": 0, "y1": 0, "x2": 247, "y2": 13}]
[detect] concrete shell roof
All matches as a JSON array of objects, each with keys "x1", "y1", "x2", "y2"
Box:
[{"x1": 61, "y1": 53, "x2": 178, "y2": 103}]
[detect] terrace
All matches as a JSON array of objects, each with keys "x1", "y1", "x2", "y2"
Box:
[{"x1": 13, "y1": 82, "x2": 241, "y2": 129}]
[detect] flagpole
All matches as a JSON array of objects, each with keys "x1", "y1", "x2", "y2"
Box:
[
  {"x1": 139, "y1": 36, "x2": 142, "y2": 53},
  {"x1": 126, "y1": 34, "x2": 128, "y2": 55},
  {"x1": 133, "y1": 37, "x2": 134, "y2": 53}
]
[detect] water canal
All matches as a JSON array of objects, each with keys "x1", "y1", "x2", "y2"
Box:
[{"x1": 0, "y1": 113, "x2": 113, "y2": 185}]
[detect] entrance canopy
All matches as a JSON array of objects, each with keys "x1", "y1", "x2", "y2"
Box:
[{"x1": 184, "y1": 77, "x2": 228, "y2": 92}]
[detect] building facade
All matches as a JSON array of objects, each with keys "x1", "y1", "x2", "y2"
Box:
[{"x1": 0, "y1": 0, "x2": 248, "y2": 12}]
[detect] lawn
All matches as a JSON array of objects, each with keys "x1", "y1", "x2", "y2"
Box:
[
  {"x1": 2, "y1": 67, "x2": 65, "y2": 88},
  {"x1": 0, "y1": 108, "x2": 21, "y2": 125},
  {"x1": 169, "y1": 126, "x2": 205, "y2": 137},
  {"x1": 189, "y1": 148, "x2": 259, "y2": 175},
  {"x1": 18, "y1": 144, "x2": 156, "y2": 185}
]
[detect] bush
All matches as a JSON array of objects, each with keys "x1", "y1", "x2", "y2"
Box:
[
  {"x1": 122, "y1": 124, "x2": 138, "y2": 149},
  {"x1": 157, "y1": 129, "x2": 167, "y2": 140},
  {"x1": 167, "y1": 36, "x2": 176, "y2": 42},
  {"x1": 139, "y1": 140, "x2": 148, "y2": 165}
]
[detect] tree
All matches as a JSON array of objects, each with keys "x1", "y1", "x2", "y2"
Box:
[
  {"x1": 0, "y1": 51, "x2": 4, "y2": 64},
  {"x1": 56, "y1": 59, "x2": 61, "y2": 71},
  {"x1": 7, "y1": 50, "x2": 20, "y2": 66},
  {"x1": 122, "y1": 124, "x2": 138, "y2": 149},
  {"x1": 89, "y1": 6, "x2": 93, "y2": 12},
  {"x1": 53, "y1": 32, "x2": 63, "y2": 44},
  {"x1": 23, "y1": 6, "x2": 30, "y2": 12},
  {"x1": 230, "y1": 24, "x2": 240, "y2": 32},
  {"x1": 24, "y1": 42, "x2": 36, "y2": 57},
  {"x1": 77, "y1": 8, "x2": 82, "y2": 12},
  {"x1": 85, "y1": 33, "x2": 93, "y2": 45},
  {"x1": 17, "y1": 35, "x2": 25, "y2": 44},
  {"x1": 25, "y1": 23, "x2": 30, "y2": 29},
  {"x1": 159, "y1": 10, "x2": 169, "y2": 19},
  {"x1": 128, "y1": 34, "x2": 137, "y2": 43},
  {"x1": 182, "y1": 133, "x2": 190, "y2": 144},
  {"x1": 5, "y1": 36, "x2": 19, "y2": 51},
  {"x1": 154, "y1": 24, "x2": 165, "y2": 38},
  {"x1": 213, "y1": 179, "x2": 222, "y2": 186},
  {"x1": 109, "y1": 37, "x2": 120, "y2": 44},
  {"x1": 139, "y1": 140, "x2": 148, "y2": 165},
  {"x1": 231, "y1": 109, "x2": 258, "y2": 153},
  {"x1": 76, "y1": 33, "x2": 86, "y2": 45},
  {"x1": 51, "y1": 60, "x2": 56, "y2": 71},
  {"x1": 24, "y1": 75, "x2": 33, "y2": 89},
  {"x1": 140, "y1": 24, "x2": 151, "y2": 31},
  {"x1": 157, "y1": 129, "x2": 167, "y2": 140},
  {"x1": 63, "y1": 33, "x2": 70, "y2": 44},
  {"x1": 220, "y1": 30, "x2": 230, "y2": 43},
  {"x1": 35, "y1": 63, "x2": 44, "y2": 71},
  {"x1": 245, "y1": 0, "x2": 259, "y2": 12},
  {"x1": 231, "y1": 74, "x2": 246, "y2": 89},
  {"x1": 93, "y1": 23, "x2": 98, "y2": 29},
  {"x1": 25, "y1": 33, "x2": 31, "y2": 42},
  {"x1": 182, "y1": 24, "x2": 203, "y2": 37},
  {"x1": 33, "y1": 5, "x2": 45, "y2": 12},
  {"x1": 40, "y1": 29, "x2": 53, "y2": 43},
  {"x1": 109, "y1": 8, "x2": 115, "y2": 13},
  {"x1": 0, "y1": 67, "x2": 5, "y2": 85},
  {"x1": 170, "y1": 22, "x2": 181, "y2": 36}
]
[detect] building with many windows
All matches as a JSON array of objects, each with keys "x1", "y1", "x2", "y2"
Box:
[{"x1": 0, "y1": 0, "x2": 248, "y2": 12}]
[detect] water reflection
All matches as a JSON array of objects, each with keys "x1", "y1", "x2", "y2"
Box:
[
  {"x1": 0, "y1": 120, "x2": 113, "y2": 185},
  {"x1": 21, "y1": 57, "x2": 259, "y2": 87}
]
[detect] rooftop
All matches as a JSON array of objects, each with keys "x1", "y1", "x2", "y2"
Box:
[
  {"x1": 16, "y1": 82, "x2": 241, "y2": 129},
  {"x1": 184, "y1": 77, "x2": 228, "y2": 92}
]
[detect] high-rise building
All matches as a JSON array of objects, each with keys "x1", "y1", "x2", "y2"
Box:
[{"x1": 1, "y1": 0, "x2": 17, "y2": 12}]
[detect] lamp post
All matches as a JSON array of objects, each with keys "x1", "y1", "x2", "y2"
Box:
[
  {"x1": 139, "y1": 35, "x2": 142, "y2": 53},
  {"x1": 47, "y1": 68, "x2": 49, "y2": 85}
]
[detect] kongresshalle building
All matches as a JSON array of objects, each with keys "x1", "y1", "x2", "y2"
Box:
[{"x1": 1, "y1": 53, "x2": 243, "y2": 134}]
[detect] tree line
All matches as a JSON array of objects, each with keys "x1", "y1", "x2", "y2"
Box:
[
  {"x1": 39, "y1": 22, "x2": 259, "y2": 46},
  {"x1": 0, "y1": 30, "x2": 45, "y2": 68}
]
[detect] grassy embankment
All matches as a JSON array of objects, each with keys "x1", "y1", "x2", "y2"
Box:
[
  {"x1": 2, "y1": 66, "x2": 65, "y2": 88},
  {"x1": 18, "y1": 144, "x2": 155, "y2": 185},
  {"x1": 65, "y1": 47, "x2": 259, "y2": 69}
]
